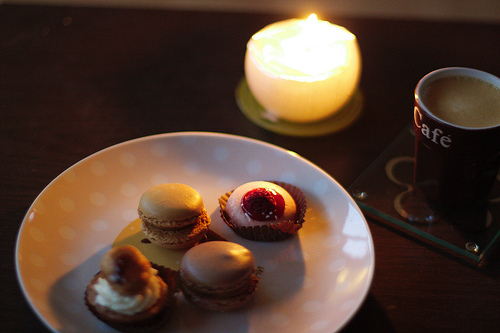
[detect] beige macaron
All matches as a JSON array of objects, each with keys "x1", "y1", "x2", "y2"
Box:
[
  {"x1": 178, "y1": 241, "x2": 259, "y2": 311},
  {"x1": 138, "y1": 183, "x2": 211, "y2": 249}
]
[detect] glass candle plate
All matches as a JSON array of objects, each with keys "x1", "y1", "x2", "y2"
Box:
[
  {"x1": 349, "y1": 124, "x2": 500, "y2": 265},
  {"x1": 236, "y1": 78, "x2": 363, "y2": 136}
]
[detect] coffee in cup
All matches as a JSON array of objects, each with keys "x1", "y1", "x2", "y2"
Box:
[{"x1": 420, "y1": 75, "x2": 500, "y2": 128}]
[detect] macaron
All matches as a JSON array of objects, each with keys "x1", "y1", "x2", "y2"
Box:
[
  {"x1": 138, "y1": 183, "x2": 211, "y2": 249},
  {"x1": 178, "y1": 241, "x2": 259, "y2": 311}
]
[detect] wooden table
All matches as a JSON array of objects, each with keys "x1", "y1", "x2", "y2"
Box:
[{"x1": 1, "y1": 4, "x2": 499, "y2": 332}]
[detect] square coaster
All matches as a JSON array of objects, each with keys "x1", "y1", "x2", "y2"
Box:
[{"x1": 349, "y1": 124, "x2": 500, "y2": 264}]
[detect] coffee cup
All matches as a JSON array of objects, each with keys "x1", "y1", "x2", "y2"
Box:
[{"x1": 413, "y1": 67, "x2": 500, "y2": 230}]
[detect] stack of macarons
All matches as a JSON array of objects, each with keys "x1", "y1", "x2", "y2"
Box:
[{"x1": 138, "y1": 183, "x2": 211, "y2": 249}]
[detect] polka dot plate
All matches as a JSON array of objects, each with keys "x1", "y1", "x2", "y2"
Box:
[{"x1": 15, "y1": 132, "x2": 374, "y2": 332}]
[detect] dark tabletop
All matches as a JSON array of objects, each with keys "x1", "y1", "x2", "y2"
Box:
[{"x1": 1, "y1": 4, "x2": 499, "y2": 332}]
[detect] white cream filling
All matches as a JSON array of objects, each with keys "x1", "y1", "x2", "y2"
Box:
[{"x1": 93, "y1": 268, "x2": 161, "y2": 315}]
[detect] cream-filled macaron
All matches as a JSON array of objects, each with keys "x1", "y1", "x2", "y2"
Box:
[
  {"x1": 138, "y1": 183, "x2": 211, "y2": 249},
  {"x1": 178, "y1": 241, "x2": 259, "y2": 311},
  {"x1": 84, "y1": 245, "x2": 176, "y2": 331}
]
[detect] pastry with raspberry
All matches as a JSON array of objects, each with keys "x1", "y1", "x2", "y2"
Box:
[{"x1": 219, "y1": 181, "x2": 306, "y2": 241}]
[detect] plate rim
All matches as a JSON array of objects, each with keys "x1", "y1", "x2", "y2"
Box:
[{"x1": 15, "y1": 131, "x2": 375, "y2": 332}]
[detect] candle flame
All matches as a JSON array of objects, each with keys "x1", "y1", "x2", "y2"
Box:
[
  {"x1": 303, "y1": 14, "x2": 320, "y2": 41},
  {"x1": 306, "y1": 13, "x2": 318, "y2": 24}
]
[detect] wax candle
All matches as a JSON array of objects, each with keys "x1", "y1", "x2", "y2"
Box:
[{"x1": 245, "y1": 14, "x2": 361, "y2": 123}]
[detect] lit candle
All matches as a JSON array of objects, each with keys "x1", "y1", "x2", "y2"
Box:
[{"x1": 245, "y1": 14, "x2": 361, "y2": 123}]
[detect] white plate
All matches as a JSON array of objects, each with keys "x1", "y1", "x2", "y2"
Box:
[{"x1": 16, "y1": 132, "x2": 374, "y2": 332}]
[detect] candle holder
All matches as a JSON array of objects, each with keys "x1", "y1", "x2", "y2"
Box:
[
  {"x1": 236, "y1": 77, "x2": 363, "y2": 136},
  {"x1": 238, "y1": 15, "x2": 362, "y2": 136}
]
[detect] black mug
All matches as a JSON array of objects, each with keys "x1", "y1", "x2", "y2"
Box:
[{"x1": 413, "y1": 68, "x2": 500, "y2": 229}]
